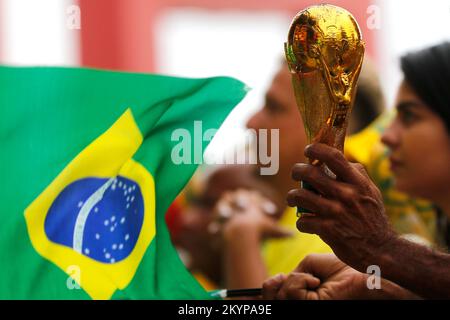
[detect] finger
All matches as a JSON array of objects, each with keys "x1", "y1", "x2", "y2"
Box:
[
  {"x1": 232, "y1": 190, "x2": 251, "y2": 210},
  {"x1": 248, "y1": 191, "x2": 278, "y2": 216},
  {"x1": 296, "y1": 253, "x2": 345, "y2": 279},
  {"x1": 350, "y1": 162, "x2": 377, "y2": 193},
  {"x1": 248, "y1": 189, "x2": 264, "y2": 201},
  {"x1": 262, "y1": 273, "x2": 287, "y2": 300},
  {"x1": 296, "y1": 214, "x2": 330, "y2": 236},
  {"x1": 261, "y1": 200, "x2": 278, "y2": 216},
  {"x1": 287, "y1": 188, "x2": 342, "y2": 217},
  {"x1": 291, "y1": 163, "x2": 356, "y2": 200},
  {"x1": 215, "y1": 199, "x2": 234, "y2": 220},
  {"x1": 276, "y1": 273, "x2": 321, "y2": 300},
  {"x1": 351, "y1": 162, "x2": 370, "y2": 179},
  {"x1": 304, "y1": 144, "x2": 366, "y2": 186},
  {"x1": 216, "y1": 190, "x2": 251, "y2": 218}
]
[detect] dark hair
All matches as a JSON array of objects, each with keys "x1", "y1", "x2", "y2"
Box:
[{"x1": 400, "y1": 42, "x2": 450, "y2": 132}]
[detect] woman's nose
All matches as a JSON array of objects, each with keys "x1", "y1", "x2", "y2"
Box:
[
  {"x1": 381, "y1": 120, "x2": 400, "y2": 150},
  {"x1": 246, "y1": 110, "x2": 263, "y2": 131}
]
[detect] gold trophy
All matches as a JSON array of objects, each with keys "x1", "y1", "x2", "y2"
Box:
[{"x1": 284, "y1": 4, "x2": 365, "y2": 215}]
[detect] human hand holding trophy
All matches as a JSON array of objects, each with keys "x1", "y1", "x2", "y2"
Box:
[{"x1": 284, "y1": 4, "x2": 365, "y2": 215}]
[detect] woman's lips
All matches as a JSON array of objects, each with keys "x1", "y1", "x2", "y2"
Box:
[{"x1": 389, "y1": 157, "x2": 403, "y2": 172}]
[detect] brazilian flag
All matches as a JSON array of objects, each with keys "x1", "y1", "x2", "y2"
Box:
[{"x1": 0, "y1": 66, "x2": 247, "y2": 299}]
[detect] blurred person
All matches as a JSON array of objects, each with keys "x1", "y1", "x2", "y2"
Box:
[
  {"x1": 172, "y1": 60, "x2": 334, "y2": 290},
  {"x1": 348, "y1": 57, "x2": 386, "y2": 135},
  {"x1": 172, "y1": 164, "x2": 286, "y2": 289},
  {"x1": 210, "y1": 58, "x2": 391, "y2": 289},
  {"x1": 219, "y1": 61, "x2": 335, "y2": 289},
  {"x1": 222, "y1": 56, "x2": 428, "y2": 288},
  {"x1": 175, "y1": 55, "x2": 433, "y2": 291},
  {"x1": 264, "y1": 42, "x2": 450, "y2": 299}
]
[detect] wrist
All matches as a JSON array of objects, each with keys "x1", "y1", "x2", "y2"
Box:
[{"x1": 360, "y1": 231, "x2": 400, "y2": 271}]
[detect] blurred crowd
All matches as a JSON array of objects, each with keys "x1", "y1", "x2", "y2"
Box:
[{"x1": 167, "y1": 42, "x2": 450, "y2": 299}]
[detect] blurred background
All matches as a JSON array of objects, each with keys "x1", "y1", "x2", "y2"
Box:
[{"x1": 0, "y1": 0, "x2": 449, "y2": 160}]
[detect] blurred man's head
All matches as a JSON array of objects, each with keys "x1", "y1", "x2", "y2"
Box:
[{"x1": 246, "y1": 63, "x2": 307, "y2": 185}]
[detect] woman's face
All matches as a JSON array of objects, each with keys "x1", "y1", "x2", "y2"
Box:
[{"x1": 381, "y1": 80, "x2": 450, "y2": 201}]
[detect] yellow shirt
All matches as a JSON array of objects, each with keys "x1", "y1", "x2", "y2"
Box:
[{"x1": 263, "y1": 207, "x2": 332, "y2": 276}]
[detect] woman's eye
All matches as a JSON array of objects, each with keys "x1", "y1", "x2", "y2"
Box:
[
  {"x1": 265, "y1": 100, "x2": 283, "y2": 114},
  {"x1": 399, "y1": 109, "x2": 418, "y2": 125}
]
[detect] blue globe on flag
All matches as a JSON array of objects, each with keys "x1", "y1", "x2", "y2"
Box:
[{"x1": 44, "y1": 176, "x2": 144, "y2": 264}]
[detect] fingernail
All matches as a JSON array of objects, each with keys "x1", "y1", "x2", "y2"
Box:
[
  {"x1": 217, "y1": 203, "x2": 232, "y2": 219},
  {"x1": 235, "y1": 194, "x2": 248, "y2": 210},
  {"x1": 262, "y1": 201, "x2": 277, "y2": 215},
  {"x1": 304, "y1": 144, "x2": 312, "y2": 155}
]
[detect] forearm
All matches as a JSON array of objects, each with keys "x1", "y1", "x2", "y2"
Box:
[
  {"x1": 223, "y1": 226, "x2": 267, "y2": 289},
  {"x1": 368, "y1": 278, "x2": 422, "y2": 299},
  {"x1": 366, "y1": 236, "x2": 450, "y2": 299}
]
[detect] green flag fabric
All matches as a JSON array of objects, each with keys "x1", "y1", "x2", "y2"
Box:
[{"x1": 0, "y1": 66, "x2": 248, "y2": 299}]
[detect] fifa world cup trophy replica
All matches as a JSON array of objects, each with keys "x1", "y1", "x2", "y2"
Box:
[{"x1": 284, "y1": 5, "x2": 365, "y2": 215}]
